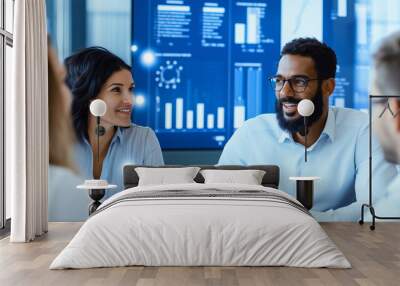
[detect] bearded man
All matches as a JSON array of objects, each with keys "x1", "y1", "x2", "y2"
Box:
[{"x1": 218, "y1": 38, "x2": 397, "y2": 221}]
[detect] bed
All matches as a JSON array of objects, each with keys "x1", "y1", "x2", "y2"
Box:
[{"x1": 50, "y1": 165, "x2": 350, "y2": 269}]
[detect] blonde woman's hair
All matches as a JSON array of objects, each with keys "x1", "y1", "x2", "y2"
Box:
[
  {"x1": 374, "y1": 31, "x2": 400, "y2": 95},
  {"x1": 48, "y1": 43, "x2": 76, "y2": 170}
]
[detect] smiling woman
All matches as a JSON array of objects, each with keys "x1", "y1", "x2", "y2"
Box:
[{"x1": 64, "y1": 47, "x2": 164, "y2": 196}]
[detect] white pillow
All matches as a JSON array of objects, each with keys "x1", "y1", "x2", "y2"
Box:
[
  {"x1": 135, "y1": 167, "x2": 200, "y2": 186},
  {"x1": 200, "y1": 169, "x2": 266, "y2": 185}
]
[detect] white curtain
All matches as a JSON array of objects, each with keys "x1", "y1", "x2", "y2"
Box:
[{"x1": 7, "y1": 0, "x2": 48, "y2": 242}]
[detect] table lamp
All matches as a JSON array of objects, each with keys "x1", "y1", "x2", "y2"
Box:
[
  {"x1": 89, "y1": 99, "x2": 107, "y2": 171},
  {"x1": 75, "y1": 99, "x2": 108, "y2": 215},
  {"x1": 289, "y1": 99, "x2": 317, "y2": 210},
  {"x1": 298, "y1": 99, "x2": 314, "y2": 162}
]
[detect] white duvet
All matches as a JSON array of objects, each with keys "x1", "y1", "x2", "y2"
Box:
[{"x1": 50, "y1": 183, "x2": 351, "y2": 269}]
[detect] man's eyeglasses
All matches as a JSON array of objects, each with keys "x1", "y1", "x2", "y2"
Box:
[{"x1": 268, "y1": 76, "x2": 320, "y2": 93}]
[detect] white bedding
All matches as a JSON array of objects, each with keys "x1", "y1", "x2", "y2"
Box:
[{"x1": 50, "y1": 183, "x2": 351, "y2": 269}]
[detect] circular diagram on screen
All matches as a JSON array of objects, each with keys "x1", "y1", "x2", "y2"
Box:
[{"x1": 155, "y1": 60, "x2": 183, "y2": 89}]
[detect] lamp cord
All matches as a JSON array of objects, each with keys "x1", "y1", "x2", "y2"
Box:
[
  {"x1": 97, "y1": 116, "x2": 100, "y2": 179},
  {"x1": 304, "y1": 116, "x2": 307, "y2": 162}
]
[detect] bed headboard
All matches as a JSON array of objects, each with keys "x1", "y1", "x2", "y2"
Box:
[{"x1": 123, "y1": 165, "x2": 280, "y2": 189}]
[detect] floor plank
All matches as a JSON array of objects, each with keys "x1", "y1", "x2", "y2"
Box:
[{"x1": 0, "y1": 222, "x2": 399, "y2": 286}]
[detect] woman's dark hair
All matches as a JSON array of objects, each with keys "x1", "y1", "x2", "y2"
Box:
[
  {"x1": 281, "y1": 38, "x2": 337, "y2": 79},
  {"x1": 64, "y1": 46, "x2": 131, "y2": 141}
]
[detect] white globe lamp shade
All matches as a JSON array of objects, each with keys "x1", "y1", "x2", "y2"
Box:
[
  {"x1": 90, "y1": 99, "x2": 107, "y2": 117},
  {"x1": 298, "y1": 99, "x2": 314, "y2": 117}
]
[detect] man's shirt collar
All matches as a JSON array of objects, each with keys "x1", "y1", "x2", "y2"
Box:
[{"x1": 277, "y1": 108, "x2": 336, "y2": 143}]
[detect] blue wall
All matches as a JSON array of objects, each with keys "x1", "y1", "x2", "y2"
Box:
[{"x1": 163, "y1": 150, "x2": 222, "y2": 165}]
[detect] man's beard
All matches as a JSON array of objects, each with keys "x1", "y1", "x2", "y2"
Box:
[{"x1": 275, "y1": 84, "x2": 324, "y2": 135}]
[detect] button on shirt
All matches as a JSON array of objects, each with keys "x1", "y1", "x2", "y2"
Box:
[
  {"x1": 218, "y1": 107, "x2": 397, "y2": 221},
  {"x1": 75, "y1": 124, "x2": 164, "y2": 196}
]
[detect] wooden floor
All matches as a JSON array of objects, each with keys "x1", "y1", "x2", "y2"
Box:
[{"x1": 0, "y1": 222, "x2": 399, "y2": 286}]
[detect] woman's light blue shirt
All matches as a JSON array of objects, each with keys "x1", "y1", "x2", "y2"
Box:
[{"x1": 74, "y1": 124, "x2": 164, "y2": 196}]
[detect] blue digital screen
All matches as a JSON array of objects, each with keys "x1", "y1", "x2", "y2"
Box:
[{"x1": 132, "y1": 0, "x2": 364, "y2": 149}]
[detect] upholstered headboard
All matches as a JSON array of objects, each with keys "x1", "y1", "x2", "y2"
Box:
[{"x1": 123, "y1": 165, "x2": 280, "y2": 189}]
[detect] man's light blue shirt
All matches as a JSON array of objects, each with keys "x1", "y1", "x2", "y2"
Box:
[
  {"x1": 219, "y1": 107, "x2": 397, "y2": 221},
  {"x1": 75, "y1": 124, "x2": 164, "y2": 196}
]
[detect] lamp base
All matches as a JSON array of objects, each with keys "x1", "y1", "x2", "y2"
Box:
[
  {"x1": 296, "y1": 180, "x2": 313, "y2": 210},
  {"x1": 88, "y1": 189, "x2": 105, "y2": 215}
]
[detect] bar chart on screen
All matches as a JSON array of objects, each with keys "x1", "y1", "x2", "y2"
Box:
[
  {"x1": 234, "y1": 7, "x2": 261, "y2": 45},
  {"x1": 159, "y1": 97, "x2": 225, "y2": 131},
  {"x1": 233, "y1": 2, "x2": 268, "y2": 53},
  {"x1": 233, "y1": 63, "x2": 262, "y2": 129}
]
